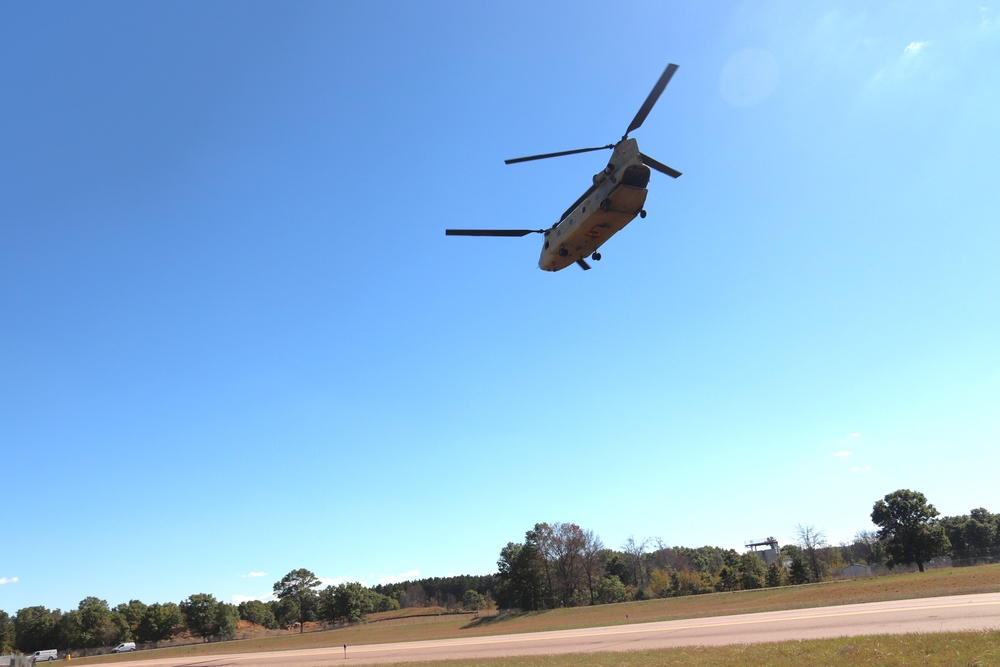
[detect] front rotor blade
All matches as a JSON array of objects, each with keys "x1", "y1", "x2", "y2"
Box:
[
  {"x1": 625, "y1": 63, "x2": 678, "y2": 137},
  {"x1": 505, "y1": 145, "x2": 613, "y2": 165},
  {"x1": 576, "y1": 258, "x2": 591, "y2": 271},
  {"x1": 446, "y1": 229, "x2": 543, "y2": 237},
  {"x1": 640, "y1": 153, "x2": 682, "y2": 179}
]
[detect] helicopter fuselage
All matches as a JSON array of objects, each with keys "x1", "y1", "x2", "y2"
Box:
[
  {"x1": 538, "y1": 138, "x2": 651, "y2": 271},
  {"x1": 445, "y1": 62, "x2": 681, "y2": 271}
]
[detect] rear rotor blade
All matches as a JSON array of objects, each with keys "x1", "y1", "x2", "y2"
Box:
[
  {"x1": 505, "y1": 145, "x2": 613, "y2": 165},
  {"x1": 446, "y1": 229, "x2": 543, "y2": 237},
  {"x1": 639, "y1": 153, "x2": 682, "y2": 179},
  {"x1": 625, "y1": 63, "x2": 678, "y2": 137}
]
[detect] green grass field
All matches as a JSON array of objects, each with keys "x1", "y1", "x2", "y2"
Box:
[
  {"x1": 390, "y1": 632, "x2": 1000, "y2": 667},
  {"x1": 73, "y1": 564, "x2": 1000, "y2": 665}
]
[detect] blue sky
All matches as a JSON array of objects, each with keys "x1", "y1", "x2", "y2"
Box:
[{"x1": 2, "y1": 1, "x2": 998, "y2": 614}]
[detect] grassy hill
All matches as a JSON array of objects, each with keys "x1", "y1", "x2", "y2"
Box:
[{"x1": 72, "y1": 563, "x2": 1000, "y2": 663}]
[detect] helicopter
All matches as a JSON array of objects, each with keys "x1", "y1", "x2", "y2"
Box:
[{"x1": 446, "y1": 63, "x2": 682, "y2": 271}]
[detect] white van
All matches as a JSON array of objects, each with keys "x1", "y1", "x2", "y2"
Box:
[
  {"x1": 111, "y1": 642, "x2": 136, "y2": 653},
  {"x1": 31, "y1": 649, "x2": 58, "y2": 661}
]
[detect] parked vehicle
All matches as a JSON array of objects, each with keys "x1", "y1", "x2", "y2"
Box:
[
  {"x1": 31, "y1": 649, "x2": 58, "y2": 661},
  {"x1": 111, "y1": 642, "x2": 136, "y2": 653}
]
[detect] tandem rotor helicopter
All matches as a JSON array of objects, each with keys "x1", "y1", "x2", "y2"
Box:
[{"x1": 446, "y1": 63, "x2": 682, "y2": 271}]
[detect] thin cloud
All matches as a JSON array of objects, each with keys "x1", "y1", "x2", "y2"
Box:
[
  {"x1": 832, "y1": 433, "x2": 862, "y2": 457},
  {"x1": 313, "y1": 570, "x2": 421, "y2": 588},
  {"x1": 869, "y1": 40, "x2": 932, "y2": 89},
  {"x1": 852, "y1": 465, "x2": 873, "y2": 473},
  {"x1": 317, "y1": 576, "x2": 352, "y2": 588},
  {"x1": 0, "y1": 576, "x2": 19, "y2": 585},
  {"x1": 241, "y1": 571, "x2": 267, "y2": 578},
  {"x1": 231, "y1": 593, "x2": 275, "y2": 604},
  {"x1": 377, "y1": 569, "x2": 421, "y2": 585},
  {"x1": 979, "y1": 6, "x2": 998, "y2": 33}
]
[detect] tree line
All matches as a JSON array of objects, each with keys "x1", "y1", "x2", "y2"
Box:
[
  {"x1": 0, "y1": 568, "x2": 493, "y2": 655},
  {"x1": 2, "y1": 489, "x2": 996, "y2": 655}
]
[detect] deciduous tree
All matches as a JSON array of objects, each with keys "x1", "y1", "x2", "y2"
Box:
[
  {"x1": 268, "y1": 597, "x2": 294, "y2": 628},
  {"x1": 941, "y1": 508, "x2": 998, "y2": 560},
  {"x1": 366, "y1": 590, "x2": 399, "y2": 613},
  {"x1": 0, "y1": 610, "x2": 16, "y2": 654},
  {"x1": 739, "y1": 552, "x2": 766, "y2": 590},
  {"x1": 716, "y1": 565, "x2": 739, "y2": 592},
  {"x1": 273, "y1": 569, "x2": 321, "y2": 633},
  {"x1": 462, "y1": 590, "x2": 486, "y2": 611},
  {"x1": 549, "y1": 522, "x2": 587, "y2": 607},
  {"x1": 795, "y1": 524, "x2": 828, "y2": 582},
  {"x1": 496, "y1": 541, "x2": 546, "y2": 611},
  {"x1": 765, "y1": 561, "x2": 784, "y2": 588},
  {"x1": 670, "y1": 569, "x2": 708, "y2": 596},
  {"x1": 787, "y1": 555, "x2": 810, "y2": 585},
  {"x1": 594, "y1": 575, "x2": 629, "y2": 604},
  {"x1": 841, "y1": 530, "x2": 884, "y2": 566},
  {"x1": 602, "y1": 552, "x2": 630, "y2": 586},
  {"x1": 114, "y1": 599, "x2": 147, "y2": 639},
  {"x1": 580, "y1": 529, "x2": 605, "y2": 605},
  {"x1": 180, "y1": 593, "x2": 220, "y2": 640},
  {"x1": 871, "y1": 489, "x2": 951, "y2": 572},
  {"x1": 13, "y1": 606, "x2": 58, "y2": 654},
  {"x1": 320, "y1": 582, "x2": 368, "y2": 624},
  {"x1": 237, "y1": 600, "x2": 277, "y2": 629},
  {"x1": 648, "y1": 568, "x2": 673, "y2": 598},
  {"x1": 621, "y1": 536, "x2": 651, "y2": 593},
  {"x1": 55, "y1": 610, "x2": 80, "y2": 651},
  {"x1": 525, "y1": 524, "x2": 556, "y2": 608},
  {"x1": 135, "y1": 603, "x2": 181, "y2": 646},
  {"x1": 77, "y1": 596, "x2": 126, "y2": 648},
  {"x1": 214, "y1": 602, "x2": 239, "y2": 640}
]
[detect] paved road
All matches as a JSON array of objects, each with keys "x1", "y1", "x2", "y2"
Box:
[{"x1": 86, "y1": 593, "x2": 1000, "y2": 666}]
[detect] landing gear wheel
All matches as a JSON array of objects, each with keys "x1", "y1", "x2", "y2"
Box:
[
  {"x1": 600, "y1": 198, "x2": 612, "y2": 212},
  {"x1": 639, "y1": 209, "x2": 647, "y2": 218},
  {"x1": 592, "y1": 252, "x2": 601, "y2": 261},
  {"x1": 558, "y1": 247, "x2": 569, "y2": 257}
]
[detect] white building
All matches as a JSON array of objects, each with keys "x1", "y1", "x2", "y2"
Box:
[{"x1": 843, "y1": 564, "x2": 873, "y2": 578}]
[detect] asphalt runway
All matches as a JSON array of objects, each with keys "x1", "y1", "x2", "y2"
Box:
[{"x1": 85, "y1": 593, "x2": 1000, "y2": 666}]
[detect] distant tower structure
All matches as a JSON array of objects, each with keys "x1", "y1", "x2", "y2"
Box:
[{"x1": 745, "y1": 537, "x2": 780, "y2": 566}]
